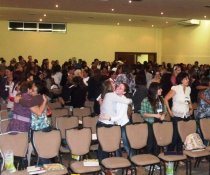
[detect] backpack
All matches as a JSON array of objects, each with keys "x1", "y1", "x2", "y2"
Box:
[{"x1": 184, "y1": 133, "x2": 206, "y2": 151}]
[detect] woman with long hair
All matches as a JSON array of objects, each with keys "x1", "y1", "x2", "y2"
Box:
[{"x1": 140, "y1": 82, "x2": 166, "y2": 155}]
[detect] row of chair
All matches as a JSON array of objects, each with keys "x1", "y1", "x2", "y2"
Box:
[{"x1": 0, "y1": 119, "x2": 210, "y2": 175}]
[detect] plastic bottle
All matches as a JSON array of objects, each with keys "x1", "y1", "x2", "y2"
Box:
[
  {"x1": 4, "y1": 150, "x2": 16, "y2": 173},
  {"x1": 166, "y1": 161, "x2": 174, "y2": 175}
]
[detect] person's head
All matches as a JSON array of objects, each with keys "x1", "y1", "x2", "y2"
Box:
[
  {"x1": 115, "y1": 83, "x2": 129, "y2": 96},
  {"x1": 101, "y1": 80, "x2": 114, "y2": 99},
  {"x1": 19, "y1": 81, "x2": 33, "y2": 94},
  {"x1": 153, "y1": 70, "x2": 161, "y2": 80},
  {"x1": 31, "y1": 81, "x2": 48, "y2": 96},
  {"x1": 5, "y1": 66, "x2": 14, "y2": 78},
  {"x1": 200, "y1": 77, "x2": 210, "y2": 87},
  {"x1": 173, "y1": 65, "x2": 182, "y2": 76},
  {"x1": 109, "y1": 70, "x2": 117, "y2": 80},
  {"x1": 135, "y1": 70, "x2": 146, "y2": 86},
  {"x1": 26, "y1": 73, "x2": 34, "y2": 82},
  {"x1": 176, "y1": 72, "x2": 189, "y2": 86},
  {"x1": 72, "y1": 76, "x2": 85, "y2": 88},
  {"x1": 28, "y1": 55, "x2": 32, "y2": 62},
  {"x1": 148, "y1": 82, "x2": 162, "y2": 99}
]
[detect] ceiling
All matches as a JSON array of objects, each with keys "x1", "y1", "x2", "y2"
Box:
[{"x1": 0, "y1": 0, "x2": 210, "y2": 28}]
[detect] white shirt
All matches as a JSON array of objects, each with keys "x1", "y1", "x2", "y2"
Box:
[
  {"x1": 7, "y1": 81, "x2": 18, "y2": 109},
  {"x1": 116, "y1": 102, "x2": 129, "y2": 126},
  {"x1": 99, "y1": 92, "x2": 132, "y2": 124},
  {"x1": 51, "y1": 72, "x2": 62, "y2": 87},
  {"x1": 171, "y1": 84, "x2": 191, "y2": 118}
]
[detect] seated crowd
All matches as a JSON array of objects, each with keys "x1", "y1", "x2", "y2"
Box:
[{"x1": 0, "y1": 55, "x2": 210, "y2": 173}]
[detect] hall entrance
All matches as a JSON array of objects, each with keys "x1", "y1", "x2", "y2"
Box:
[{"x1": 115, "y1": 52, "x2": 157, "y2": 65}]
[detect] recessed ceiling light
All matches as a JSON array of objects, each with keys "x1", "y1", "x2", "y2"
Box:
[
  {"x1": 129, "y1": 0, "x2": 132, "y2": 3},
  {"x1": 129, "y1": 19, "x2": 132, "y2": 22},
  {"x1": 152, "y1": 25, "x2": 154, "y2": 27},
  {"x1": 55, "y1": 4, "x2": 59, "y2": 8},
  {"x1": 166, "y1": 21, "x2": 168, "y2": 24},
  {"x1": 44, "y1": 14, "x2": 46, "y2": 17},
  {"x1": 204, "y1": 15, "x2": 207, "y2": 19},
  {"x1": 161, "y1": 12, "x2": 164, "y2": 15},
  {"x1": 117, "y1": 22, "x2": 120, "y2": 26},
  {"x1": 39, "y1": 18, "x2": 43, "y2": 22},
  {"x1": 111, "y1": 8, "x2": 115, "y2": 12}
]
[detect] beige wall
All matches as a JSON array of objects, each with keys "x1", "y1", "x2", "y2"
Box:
[
  {"x1": 162, "y1": 20, "x2": 210, "y2": 64},
  {"x1": 0, "y1": 20, "x2": 162, "y2": 66}
]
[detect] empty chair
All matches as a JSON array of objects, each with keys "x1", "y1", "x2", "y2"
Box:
[
  {"x1": 56, "y1": 116, "x2": 79, "y2": 153},
  {"x1": 84, "y1": 100, "x2": 94, "y2": 114},
  {"x1": 72, "y1": 107, "x2": 91, "y2": 121},
  {"x1": 0, "y1": 110, "x2": 9, "y2": 120},
  {"x1": 48, "y1": 101, "x2": 62, "y2": 109},
  {"x1": 51, "y1": 108, "x2": 70, "y2": 128},
  {"x1": 82, "y1": 116, "x2": 98, "y2": 151},
  {"x1": 153, "y1": 122, "x2": 187, "y2": 175},
  {"x1": 0, "y1": 132, "x2": 28, "y2": 174},
  {"x1": 131, "y1": 113, "x2": 144, "y2": 124},
  {"x1": 178, "y1": 120, "x2": 210, "y2": 175},
  {"x1": 66, "y1": 128, "x2": 101, "y2": 174},
  {"x1": 199, "y1": 118, "x2": 210, "y2": 151},
  {"x1": 126, "y1": 123, "x2": 160, "y2": 175},
  {"x1": 0, "y1": 118, "x2": 11, "y2": 134},
  {"x1": 33, "y1": 130, "x2": 68, "y2": 175},
  {"x1": 97, "y1": 125, "x2": 131, "y2": 174}
]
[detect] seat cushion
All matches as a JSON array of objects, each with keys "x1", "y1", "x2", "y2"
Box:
[
  {"x1": 101, "y1": 157, "x2": 131, "y2": 169},
  {"x1": 70, "y1": 161, "x2": 101, "y2": 174},
  {"x1": 206, "y1": 146, "x2": 210, "y2": 151},
  {"x1": 183, "y1": 149, "x2": 210, "y2": 158},
  {"x1": 42, "y1": 168, "x2": 68, "y2": 175},
  {"x1": 131, "y1": 154, "x2": 160, "y2": 166},
  {"x1": 158, "y1": 153, "x2": 187, "y2": 162},
  {"x1": 2, "y1": 170, "x2": 28, "y2": 175}
]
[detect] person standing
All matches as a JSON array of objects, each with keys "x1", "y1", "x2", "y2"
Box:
[{"x1": 165, "y1": 72, "x2": 193, "y2": 151}]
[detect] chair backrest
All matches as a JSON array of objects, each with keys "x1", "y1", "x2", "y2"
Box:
[
  {"x1": 73, "y1": 107, "x2": 91, "y2": 118},
  {"x1": 56, "y1": 116, "x2": 79, "y2": 139},
  {"x1": 200, "y1": 118, "x2": 210, "y2": 141},
  {"x1": 33, "y1": 130, "x2": 61, "y2": 159},
  {"x1": 178, "y1": 120, "x2": 196, "y2": 143},
  {"x1": 126, "y1": 123, "x2": 148, "y2": 149},
  {"x1": 48, "y1": 101, "x2": 62, "y2": 109},
  {"x1": 0, "y1": 110, "x2": 9, "y2": 120},
  {"x1": 84, "y1": 100, "x2": 94, "y2": 113},
  {"x1": 0, "y1": 119, "x2": 11, "y2": 134},
  {"x1": 51, "y1": 108, "x2": 70, "y2": 127},
  {"x1": 66, "y1": 128, "x2": 91, "y2": 156},
  {"x1": 82, "y1": 116, "x2": 98, "y2": 134},
  {"x1": 0, "y1": 132, "x2": 28, "y2": 157},
  {"x1": 97, "y1": 125, "x2": 121, "y2": 152},
  {"x1": 131, "y1": 113, "x2": 144, "y2": 123},
  {"x1": 153, "y1": 122, "x2": 173, "y2": 147}
]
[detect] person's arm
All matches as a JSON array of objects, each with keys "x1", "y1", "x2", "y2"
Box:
[
  {"x1": 30, "y1": 95, "x2": 48, "y2": 116},
  {"x1": 164, "y1": 89, "x2": 176, "y2": 117},
  {"x1": 112, "y1": 93, "x2": 132, "y2": 104},
  {"x1": 140, "y1": 99, "x2": 162, "y2": 119}
]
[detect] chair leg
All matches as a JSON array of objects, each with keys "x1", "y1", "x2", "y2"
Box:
[
  {"x1": 208, "y1": 156, "x2": 210, "y2": 175},
  {"x1": 186, "y1": 159, "x2": 188, "y2": 175},
  {"x1": 174, "y1": 161, "x2": 178, "y2": 171},
  {"x1": 162, "y1": 162, "x2": 166, "y2": 175},
  {"x1": 189, "y1": 158, "x2": 192, "y2": 175},
  {"x1": 159, "y1": 163, "x2": 162, "y2": 175},
  {"x1": 151, "y1": 165, "x2": 155, "y2": 175}
]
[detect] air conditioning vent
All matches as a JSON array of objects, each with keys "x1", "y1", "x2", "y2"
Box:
[{"x1": 178, "y1": 19, "x2": 200, "y2": 26}]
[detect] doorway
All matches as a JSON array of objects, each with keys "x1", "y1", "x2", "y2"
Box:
[{"x1": 115, "y1": 52, "x2": 157, "y2": 64}]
